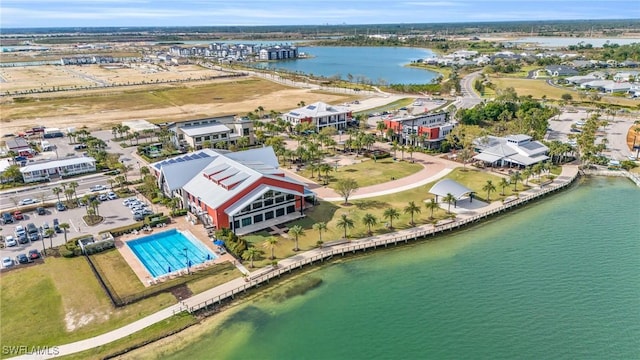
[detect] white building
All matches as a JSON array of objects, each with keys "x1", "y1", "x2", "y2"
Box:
[
  {"x1": 283, "y1": 102, "x2": 352, "y2": 132},
  {"x1": 473, "y1": 135, "x2": 549, "y2": 168},
  {"x1": 169, "y1": 115, "x2": 254, "y2": 151},
  {"x1": 20, "y1": 157, "x2": 96, "y2": 183}
]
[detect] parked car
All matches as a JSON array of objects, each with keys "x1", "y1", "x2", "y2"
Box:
[
  {"x1": 98, "y1": 194, "x2": 108, "y2": 202},
  {"x1": 4, "y1": 236, "x2": 17, "y2": 247},
  {"x1": 2, "y1": 212, "x2": 13, "y2": 224},
  {"x1": 36, "y1": 207, "x2": 46, "y2": 215},
  {"x1": 16, "y1": 253, "x2": 30, "y2": 264},
  {"x1": 133, "y1": 213, "x2": 145, "y2": 221},
  {"x1": 107, "y1": 192, "x2": 118, "y2": 200},
  {"x1": 2, "y1": 257, "x2": 14, "y2": 268},
  {"x1": 73, "y1": 144, "x2": 87, "y2": 150},
  {"x1": 123, "y1": 198, "x2": 137, "y2": 206},
  {"x1": 42, "y1": 222, "x2": 51, "y2": 236},
  {"x1": 90, "y1": 184, "x2": 107, "y2": 192},
  {"x1": 28, "y1": 249, "x2": 41, "y2": 260},
  {"x1": 56, "y1": 202, "x2": 66, "y2": 211},
  {"x1": 13, "y1": 211, "x2": 23, "y2": 220},
  {"x1": 53, "y1": 218, "x2": 61, "y2": 233},
  {"x1": 18, "y1": 198, "x2": 36, "y2": 206},
  {"x1": 17, "y1": 233, "x2": 29, "y2": 244},
  {"x1": 15, "y1": 225, "x2": 26, "y2": 238}
]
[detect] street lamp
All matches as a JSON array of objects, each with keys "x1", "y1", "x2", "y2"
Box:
[{"x1": 183, "y1": 248, "x2": 190, "y2": 275}]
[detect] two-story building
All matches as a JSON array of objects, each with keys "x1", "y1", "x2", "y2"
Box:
[
  {"x1": 383, "y1": 112, "x2": 454, "y2": 150},
  {"x1": 169, "y1": 115, "x2": 254, "y2": 151},
  {"x1": 151, "y1": 147, "x2": 314, "y2": 235},
  {"x1": 283, "y1": 102, "x2": 352, "y2": 132}
]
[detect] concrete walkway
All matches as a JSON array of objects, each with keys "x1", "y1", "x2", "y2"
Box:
[{"x1": 28, "y1": 165, "x2": 579, "y2": 359}]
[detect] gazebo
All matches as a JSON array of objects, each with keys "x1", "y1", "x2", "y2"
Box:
[{"x1": 428, "y1": 179, "x2": 475, "y2": 207}]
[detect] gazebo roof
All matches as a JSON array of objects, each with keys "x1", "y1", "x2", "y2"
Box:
[{"x1": 429, "y1": 179, "x2": 474, "y2": 200}]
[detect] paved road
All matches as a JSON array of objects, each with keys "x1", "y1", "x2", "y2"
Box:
[{"x1": 455, "y1": 71, "x2": 483, "y2": 109}]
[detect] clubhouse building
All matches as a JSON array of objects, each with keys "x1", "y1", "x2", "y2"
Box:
[
  {"x1": 283, "y1": 102, "x2": 352, "y2": 132},
  {"x1": 168, "y1": 115, "x2": 254, "y2": 151},
  {"x1": 383, "y1": 112, "x2": 454, "y2": 149},
  {"x1": 151, "y1": 147, "x2": 314, "y2": 235},
  {"x1": 472, "y1": 134, "x2": 549, "y2": 167}
]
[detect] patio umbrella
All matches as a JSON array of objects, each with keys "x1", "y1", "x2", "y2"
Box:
[{"x1": 213, "y1": 240, "x2": 225, "y2": 246}]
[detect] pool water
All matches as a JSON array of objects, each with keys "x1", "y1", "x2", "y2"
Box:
[{"x1": 126, "y1": 229, "x2": 217, "y2": 278}]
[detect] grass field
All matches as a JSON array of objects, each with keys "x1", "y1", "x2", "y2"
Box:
[
  {"x1": 298, "y1": 158, "x2": 423, "y2": 188},
  {"x1": 0, "y1": 257, "x2": 176, "y2": 348},
  {"x1": 241, "y1": 167, "x2": 530, "y2": 267},
  {"x1": 489, "y1": 77, "x2": 639, "y2": 108}
]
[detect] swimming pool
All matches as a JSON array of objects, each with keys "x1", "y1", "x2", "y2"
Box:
[{"x1": 126, "y1": 229, "x2": 217, "y2": 278}]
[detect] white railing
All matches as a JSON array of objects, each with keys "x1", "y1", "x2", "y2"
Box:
[{"x1": 185, "y1": 171, "x2": 579, "y2": 314}]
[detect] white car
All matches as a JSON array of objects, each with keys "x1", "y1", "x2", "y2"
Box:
[
  {"x1": 18, "y1": 198, "x2": 36, "y2": 206},
  {"x1": 4, "y1": 236, "x2": 17, "y2": 247},
  {"x1": 107, "y1": 192, "x2": 118, "y2": 200},
  {"x1": 2, "y1": 257, "x2": 14, "y2": 268},
  {"x1": 123, "y1": 198, "x2": 137, "y2": 206},
  {"x1": 90, "y1": 185, "x2": 107, "y2": 192},
  {"x1": 15, "y1": 225, "x2": 26, "y2": 237}
]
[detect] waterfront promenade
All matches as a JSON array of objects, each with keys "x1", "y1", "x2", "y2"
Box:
[{"x1": 27, "y1": 165, "x2": 579, "y2": 359}]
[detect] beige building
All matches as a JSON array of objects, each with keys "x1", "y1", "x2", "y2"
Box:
[{"x1": 169, "y1": 115, "x2": 254, "y2": 150}]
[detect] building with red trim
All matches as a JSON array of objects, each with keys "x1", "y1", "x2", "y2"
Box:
[
  {"x1": 383, "y1": 112, "x2": 454, "y2": 150},
  {"x1": 152, "y1": 147, "x2": 313, "y2": 235},
  {"x1": 283, "y1": 101, "x2": 352, "y2": 132}
]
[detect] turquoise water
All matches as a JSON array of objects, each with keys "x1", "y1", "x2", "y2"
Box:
[
  {"x1": 126, "y1": 229, "x2": 216, "y2": 277},
  {"x1": 251, "y1": 46, "x2": 438, "y2": 85},
  {"x1": 165, "y1": 177, "x2": 640, "y2": 359}
]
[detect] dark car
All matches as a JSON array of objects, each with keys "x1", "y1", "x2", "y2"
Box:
[
  {"x1": 2, "y1": 212, "x2": 13, "y2": 224},
  {"x1": 17, "y1": 234, "x2": 29, "y2": 244},
  {"x1": 28, "y1": 232, "x2": 39, "y2": 242},
  {"x1": 74, "y1": 144, "x2": 87, "y2": 150},
  {"x1": 53, "y1": 218, "x2": 61, "y2": 233},
  {"x1": 56, "y1": 202, "x2": 66, "y2": 211},
  {"x1": 36, "y1": 207, "x2": 46, "y2": 215},
  {"x1": 28, "y1": 249, "x2": 40, "y2": 260},
  {"x1": 16, "y1": 253, "x2": 30, "y2": 264}
]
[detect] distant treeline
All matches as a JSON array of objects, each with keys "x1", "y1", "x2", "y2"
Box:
[{"x1": 3, "y1": 19, "x2": 639, "y2": 37}]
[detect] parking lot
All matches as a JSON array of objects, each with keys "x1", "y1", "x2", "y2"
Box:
[
  {"x1": 546, "y1": 109, "x2": 638, "y2": 161},
  {"x1": 0, "y1": 192, "x2": 152, "y2": 269}
]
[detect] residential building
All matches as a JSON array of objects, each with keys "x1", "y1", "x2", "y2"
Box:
[
  {"x1": 473, "y1": 134, "x2": 549, "y2": 167},
  {"x1": 169, "y1": 115, "x2": 254, "y2": 151},
  {"x1": 151, "y1": 147, "x2": 314, "y2": 235},
  {"x1": 4, "y1": 137, "x2": 33, "y2": 157},
  {"x1": 258, "y1": 45, "x2": 298, "y2": 60},
  {"x1": 383, "y1": 112, "x2": 454, "y2": 150},
  {"x1": 283, "y1": 102, "x2": 352, "y2": 132},
  {"x1": 545, "y1": 65, "x2": 579, "y2": 77},
  {"x1": 20, "y1": 157, "x2": 96, "y2": 183}
]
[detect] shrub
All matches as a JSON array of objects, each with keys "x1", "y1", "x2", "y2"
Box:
[
  {"x1": 107, "y1": 222, "x2": 145, "y2": 237},
  {"x1": 171, "y1": 209, "x2": 188, "y2": 217}
]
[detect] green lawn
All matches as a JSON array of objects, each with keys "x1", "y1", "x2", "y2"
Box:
[
  {"x1": 298, "y1": 158, "x2": 423, "y2": 188},
  {"x1": 353, "y1": 98, "x2": 415, "y2": 117},
  {"x1": 0, "y1": 257, "x2": 176, "y2": 349},
  {"x1": 240, "y1": 167, "x2": 530, "y2": 266}
]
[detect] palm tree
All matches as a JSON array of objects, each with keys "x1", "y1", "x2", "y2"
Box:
[
  {"x1": 52, "y1": 187, "x2": 62, "y2": 203},
  {"x1": 288, "y1": 225, "x2": 304, "y2": 251},
  {"x1": 362, "y1": 213, "x2": 377, "y2": 235},
  {"x1": 403, "y1": 201, "x2": 421, "y2": 225},
  {"x1": 510, "y1": 171, "x2": 523, "y2": 191},
  {"x1": 59, "y1": 223, "x2": 70, "y2": 243},
  {"x1": 67, "y1": 181, "x2": 79, "y2": 203},
  {"x1": 425, "y1": 198, "x2": 439, "y2": 219},
  {"x1": 499, "y1": 178, "x2": 509, "y2": 196},
  {"x1": 237, "y1": 136, "x2": 250, "y2": 150},
  {"x1": 45, "y1": 228, "x2": 56, "y2": 249},
  {"x1": 242, "y1": 247, "x2": 260, "y2": 268},
  {"x1": 383, "y1": 207, "x2": 400, "y2": 229},
  {"x1": 312, "y1": 222, "x2": 327, "y2": 245},
  {"x1": 262, "y1": 236, "x2": 279, "y2": 260},
  {"x1": 482, "y1": 180, "x2": 496, "y2": 201},
  {"x1": 318, "y1": 163, "x2": 333, "y2": 185},
  {"x1": 90, "y1": 199, "x2": 100, "y2": 217},
  {"x1": 443, "y1": 193, "x2": 456, "y2": 214},
  {"x1": 336, "y1": 214, "x2": 355, "y2": 239},
  {"x1": 522, "y1": 167, "x2": 532, "y2": 186}
]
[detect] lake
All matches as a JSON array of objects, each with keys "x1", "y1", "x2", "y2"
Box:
[
  {"x1": 251, "y1": 46, "x2": 439, "y2": 85},
  {"x1": 161, "y1": 177, "x2": 640, "y2": 360}
]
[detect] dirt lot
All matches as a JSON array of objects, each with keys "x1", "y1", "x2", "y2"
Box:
[{"x1": 0, "y1": 69, "x2": 358, "y2": 136}]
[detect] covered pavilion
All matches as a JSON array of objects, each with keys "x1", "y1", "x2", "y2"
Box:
[{"x1": 428, "y1": 179, "x2": 475, "y2": 208}]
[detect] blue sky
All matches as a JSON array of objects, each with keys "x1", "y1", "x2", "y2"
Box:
[{"x1": 2, "y1": 0, "x2": 639, "y2": 28}]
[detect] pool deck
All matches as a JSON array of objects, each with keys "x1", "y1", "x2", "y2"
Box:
[{"x1": 115, "y1": 215, "x2": 236, "y2": 287}]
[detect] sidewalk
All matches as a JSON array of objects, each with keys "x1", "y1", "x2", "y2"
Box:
[{"x1": 36, "y1": 165, "x2": 579, "y2": 359}]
